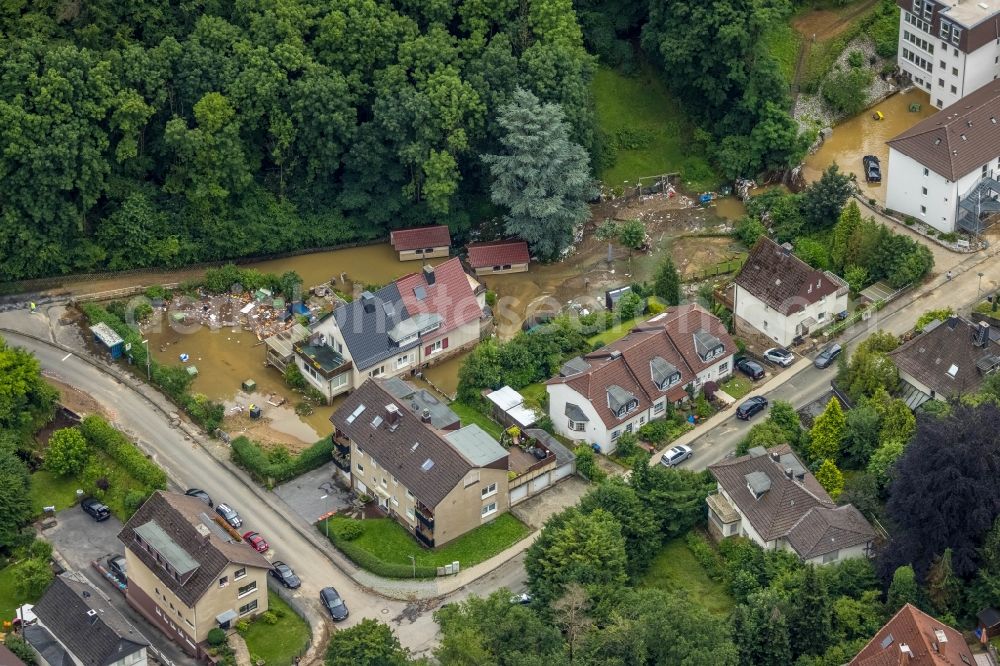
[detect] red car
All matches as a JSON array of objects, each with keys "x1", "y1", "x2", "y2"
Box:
[{"x1": 242, "y1": 531, "x2": 269, "y2": 553}]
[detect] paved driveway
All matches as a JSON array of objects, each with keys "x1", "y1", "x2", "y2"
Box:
[
  {"x1": 511, "y1": 476, "x2": 591, "y2": 529},
  {"x1": 273, "y1": 465, "x2": 350, "y2": 525}
]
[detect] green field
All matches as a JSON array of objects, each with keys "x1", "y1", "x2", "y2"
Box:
[
  {"x1": 592, "y1": 64, "x2": 717, "y2": 191},
  {"x1": 719, "y1": 375, "x2": 753, "y2": 400},
  {"x1": 762, "y1": 23, "x2": 803, "y2": 85},
  {"x1": 241, "y1": 592, "x2": 310, "y2": 666},
  {"x1": 29, "y1": 470, "x2": 81, "y2": 516},
  {"x1": 641, "y1": 538, "x2": 734, "y2": 616}
]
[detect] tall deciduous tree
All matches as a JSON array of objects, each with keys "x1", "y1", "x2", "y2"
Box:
[
  {"x1": 788, "y1": 566, "x2": 833, "y2": 658},
  {"x1": 0, "y1": 339, "x2": 57, "y2": 435},
  {"x1": 653, "y1": 256, "x2": 682, "y2": 306},
  {"x1": 482, "y1": 88, "x2": 594, "y2": 261},
  {"x1": 841, "y1": 405, "x2": 880, "y2": 470},
  {"x1": 578, "y1": 480, "x2": 660, "y2": 576},
  {"x1": 0, "y1": 451, "x2": 33, "y2": 550},
  {"x1": 732, "y1": 590, "x2": 792, "y2": 666},
  {"x1": 324, "y1": 619, "x2": 410, "y2": 666},
  {"x1": 800, "y1": 165, "x2": 856, "y2": 231},
  {"x1": 630, "y1": 464, "x2": 715, "y2": 540}
]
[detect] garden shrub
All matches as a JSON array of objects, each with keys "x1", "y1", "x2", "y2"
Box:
[
  {"x1": 685, "y1": 532, "x2": 725, "y2": 581},
  {"x1": 79, "y1": 416, "x2": 167, "y2": 489},
  {"x1": 207, "y1": 628, "x2": 227, "y2": 646},
  {"x1": 261, "y1": 611, "x2": 278, "y2": 625},
  {"x1": 28, "y1": 539, "x2": 52, "y2": 561},
  {"x1": 4, "y1": 634, "x2": 36, "y2": 665},
  {"x1": 231, "y1": 436, "x2": 335, "y2": 487},
  {"x1": 574, "y1": 445, "x2": 606, "y2": 482},
  {"x1": 333, "y1": 520, "x2": 364, "y2": 541},
  {"x1": 822, "y1": 68, "x2": 874, "y2": 116}
]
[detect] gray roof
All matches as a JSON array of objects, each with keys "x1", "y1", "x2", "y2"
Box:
[
  {"x1": 329, "y1": 283, "x2": 416, "y2": 370},
  {"x1": 388, "y1": 313, "x2": 443, "y2": 344},
  {"x1": 524, "y1": 428, "x2": 575, "y2": 466},
  {"x1": 693, "y1": 330, "x2": 724, "y2": 359},
  {"x1": 650, "y1": 356, "x2": 679, "y2": 388},
  {"x1": 560, "y1": 356, "x2": 591, "y2": 377},
  {"x1": 89, "y1": 323, "x2": 123, "y2": 348},
  {"x1": 607, "y1": 385, "x2": 636, "y2": 412},
  {"x1": 444, "y1": 425, "x2": 507, "y2": 467},
  {"x1": 786, "y1": 505, "x2": 876, "y2": 559},
  {"x1": 745, "y1": 471, "x2": 772, "y2": 496},
  {"x1": 133, "y1": 521, "x2": 200, "y2": 575},
  {"x1": 381, "y1": 377, "x2": 460, "y2": 430},
  {"x1": 34, "y1": 576, "x2": 148, "y2": 666},
  {"x1": 24, "y1": 625, "x2": 73, "y2": 666},
  {"x1": 889, "y1": 315, "x2": 999, "y2": 398},
  {"x1": 564, "y1": 402, "x2": 589, "y2": 422}
]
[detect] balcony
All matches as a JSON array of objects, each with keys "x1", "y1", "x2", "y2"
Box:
[
  {"x1": 415, "y1": 524, "x2": 435, "y2": 548},
  {"x1": 416, "y1": 509, "x2": 434, "y2": 530},
  {"x1": 332, "y1": 451, "x2": 351, "y2": 472}
]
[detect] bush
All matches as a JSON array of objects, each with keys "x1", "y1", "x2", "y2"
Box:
[
  {"x1": 332, "y1": 520, "x2": 364, "y2": 541},
  {"x1": 822, "y1": 68, "x2": 874, "y2": 116},
  {"x1": 79, "y1": 416, "x2": 167, "y2": 489},
  {"x1": 207, "y1": 628, "x2": 227, "y2": 646},
  {"x1": 904, "y1": 216, "x2": 916, "y2": 225},
  {"x1": 485, "y1": 290, "x2": 497, "y2": 307},
  {"x1": 637, "y1": 419, "x2": 672, "y2": 444},
  {"x1": 847, "y1": 50, "x2": 864, "y2": 68},
  {"x1": 124, "y1": 489, "x2": 151, "y2": 514},
  {"x1": 4, "y1": 635, "x2": 36, "y2": 665},
  {"x1": 260, "y1": 611, "x2": 278, "y2": 625},
  {"x1": 16, "y1": 558, "x2": 53, "y2": 598},
  {"x1": 231, "y1": 436, "x2": 335, "y2": 488},
  {"x1": 44, "y1": 427, "x2": 91, "y2": 476},
  {"x1": 614, "y1": 432, "x2": 639, "y2": 459},
  {"x1": 939, "y1": 232, "x2": 959, "y2": 242},
  {"x1": 144, "y1": 285, "x2": 168, "y2": 300},
  {"x1": 685, "y1": 532, "x2": 724, "y2": 581},
  {"x1": 284, "y1": 364, "x2": 306, "y2": 390},
  {"x1": 235, "y1": 620, "x2": 251, "y2": 634},
  {"x1": 574, "y1": 445, "x2": 606, "y2": 482},
  {"x1": 28, "y1": 539, "x2": 52, "y2": 562}
]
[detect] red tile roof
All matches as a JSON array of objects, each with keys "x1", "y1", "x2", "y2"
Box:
[
  {"x1": 396, "y1": 257, "x2": 482, "y2": 335},
  {"x1": 466, "y1": 240, "x2": 530, "y2": 268},
  {"x1": 850, "y1": 604, "x2": 976, "y2": 666},
  {"x1": 390, "y1": 225, "x2": 451, "y2": 252}
]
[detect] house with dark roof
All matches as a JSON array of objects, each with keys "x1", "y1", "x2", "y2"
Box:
[
  {"x1": 546, "y1": 304, "x2": 736, "y2": 453},
  {"x1": 118, "y1": 492, "x2": 272, "y2": 657},
  {"x1": 296, "y1": 257, "x2": 486, "y2": 402},
  {"x1": 707, "y1": 445, "x2": 875, "y2": 565},
  {"x1": 734, "y1": 237, "x2": 849, "y2": 347},
  {"x1": 466, "y1": 240, "x2": 530, "y2": 275},
  {"x1": 389, "y1": 225, "x2": 451, "y2": 261},
  {"x1": 849, "y1": 603, "x2": 978, "y2": 665},
  {"x1": 26, "y1": 574, "x2": 149, "y2": 666},
  {"x1": 886, "y1": 83, "x2": 1000, "y2": 235},
  {"x1": 889, "y1": 315, "x2": 1000, "y2": 409}
]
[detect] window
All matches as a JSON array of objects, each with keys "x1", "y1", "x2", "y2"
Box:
[
  {"x1": 639, "y1": 416, "x2": 646, "y2": 425},
  {"x1": 923, "y1": 167, "x2": 929, "y2": 176},
  {"x1": 356, "y1": 462, "x2": 364, "y2": 474},
  {"x1": 625, "y1": 422, "x2": 633, "y2": 433},
  {"x1": 936, "y1": 98, "x2": 943, "y2": 107},
  {"x1": 951, "y1": 66, "x2": 958, "y2": 76},
  {"x1": 371, "y1": 459, "x2": 378, "y2": 470},
  {"x1": 218, "y1": 576, "x2": 228, "y2": 588},
  {"x1": 239, "y1": 600, "x2": 259, "y2": 616},
  {"x1": 237, "y1": 581, "x2": 257, "y2": 598},
  {"x1": 985, "y1": 164, "x2": 990, "y2": 177},
  {"x1": 481, "y1": 483, "x2": 497, "y2": 499},
  {"x1": 428, "y1": 339, "x2": 443, "y2": 355},
  {"x1": 818, "y1": 312, "x2": 826, "y2": 322},
  {"x1": 330, "y1": 372, "x2": 348, "y2": 389},
  {"x1": 391, "y1": 475, "x2": 397, "y2": 485},
  {"x1": 406, "y1": 507, "x2": 415, "y2": 521},
  {"x1": 396, "y1": 354, "x2": 411, "y2": 369},
  {"x1": 939, "y1": 60, "x2": 945, "y2": 69},
  {"x1": 903, "y1": 30, "x2": 934, "y2": 53},
  {"x1": 653, "y1": 401, "x2": 665, "y2": 414},
  {"x1": 938, "y1": 78, "x2": 944, "y2": 86},
  {"x1": 406, "y1": 489, "x2": 414, "y2": 501},
  {"x1": 185, "y1": 619, "x2": 194, "y2": 628},
  {"x1": 822, "y1": 550, "x2": 840, "y2": 564},
  {"x1": 481, "y1": 502, "x2": 498, "y2": 519},
  {"x1": 568, "y1": 419, "x2": 586, "y2": 432},
  {"x1": 922, "y1": 186, "x2": 928, "y2": 195},
  {"x1": 234, "y1": 568, "x2": 246, "y2": 580},
  {"x1": 921, "y1": 205, "x2": 927, "y2": 214},
  {"x1": 381, "y1": 477, "x2": 388, "y2": 488},
  {"x1": 904, "y1": 10, "x2": 931, "y2": 33},
  {"x1": 368, "y1": 365, "x2": 385, "y2": 378},
  {"x1": 391, "y1": 496, "x2": 399, "y2": 507},
  {"x1": 719, "y1": 361, "x2": 729, "y2": 373},
  {"x1": 762, "y1": 320, "x2": 768, "y2": 330},
  {"x1": 951, "y1": 85, "x2": 957, "y2": 93},
  {"x1": 611, "y1": 429, "x2": 621, "y2": 440}
]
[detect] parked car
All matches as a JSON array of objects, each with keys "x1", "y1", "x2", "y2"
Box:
[
  {"x1": 270, "y1": 561, "x2": 301, "y2": 589},
  {"x1": 510, "y1": 592, "x2": 533, "y2": 605},
  {"x1": 81, "y1": 498, "x2": 111, "y2": 522},
  {"x1": 659, "y1": 444, "x2": 693, "y2": 468},
  {"x1": 736, "y1": 396, "x2": 769, "y2": 421},
  {"x1": 863, "y1": 155, "x2": 881, "y2": 183},
  {"x1": 814, "y1": 344, "x2": 842, "y2": 369},
  {"x1": 736, "y1": 358, "x2": 766, "y2": 380},
  {"x1": 763, "y1": 348, "x2": 794, "y2": 367},
  {"x1": 107, "y1": 556, "x2": 127, "y2": 585},
  {"x1": 320, "y1": 587, "x2": 349, "y2": 621},
  {"x1": 242, "y1": 531, "x2": 269, "y2": 553},
  {"x1": 215, "y1": 503, "x2": 242, "y2": 529},
  {"x1": 185, "y1": 488, "x2": 213, "y2": 507}
]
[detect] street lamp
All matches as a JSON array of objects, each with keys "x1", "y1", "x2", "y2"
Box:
[
  {"x1": 408, "y1": 554, "x2": 416, "y2": 578},
  {"x1": 142, "y1": 339, "x2": 150, "y2": 381},
  {"x1": 979, "y1": 272, "x2": 986, "y2": 300},
  {"x1": 320, "y1": 494, "x2": 330, "y2": 537}
]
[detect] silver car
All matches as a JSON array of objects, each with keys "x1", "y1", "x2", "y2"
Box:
[
  {"x1": 659, "y1": 445, "x2": 693, "y2": 467},
  {"x1": 764, "y1": 347, "x2": 794, "y2": 367}
]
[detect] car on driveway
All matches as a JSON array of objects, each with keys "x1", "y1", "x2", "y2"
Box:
[
  {"x1": 320, "y1": 587, "x2": 349, "y2": 621},
  {"x1": 736, "y1": 396, "x2": 769, "y2": 420},
  {"x1": 215, "y1": 503, "x2": 242, "y2": 529},
  {"x1": 510, "y1": 592, "x2": 533, "y2": 605},
  {"x1": 270, "y1": 561, "x2": 301, "y2": 589},
  {"x1": 814, "y1": 344, "x2": 842, "y2": 369},
  {"x1": 242, "y1": 531, "x2": 269, "y2": 553},
  {"x1": 736, "y1": 358, "x2": 766, "y2": 380},
  {"x1": 107, "y1": 555, "x2": 127, "y2": 585},
  {"x1": 763, "y1": 348, "x2": 794, "y2": 367},
  {"x1": 863, "y1": 155, "x2": 881, "y2": 183},
  {"x1": 659, "y1": 445, "x2": 693, "y2": 468},
  {"x1": 185, "y1": 489, "x2": 213, "y2": 507},
  {"x1": 81, "y1": 498, "x2": 111, "y2": 522}
]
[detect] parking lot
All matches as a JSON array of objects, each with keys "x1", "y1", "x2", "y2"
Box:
[{"x1": 274, "y1": 464, "x2": 350, "y2": 525}]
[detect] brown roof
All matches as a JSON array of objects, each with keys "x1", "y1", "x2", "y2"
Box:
[
  {"x1": 331, "y1": 379, "x2": 504, "y2": 507},
  {"x1": 786, "y1": 505, "x2": 876, "y2": 559},
  {"x1": 735, "y1": 237, "x2": 840, "y2": 315},
  {"x1": 889, "y1": 316, "x2": 999, "y2": 398},
  {"x1": 390, "y1": 225, "x2": 451, "y2": 252},
  {"x1": 396, "y1": 257, "x2": 482, "y2": 336},
  {"x1": 118, "y1": 492, "x2": 270, "y2": 607},
  {"x1": 850, "y1": 604, "x2": 977, "y2": 666},
  {"x1": 888, "y1": 84, "x2": 1000, "y2": 180},
  {"x1": 547, "y1": 304, "x2": 735, "y2": 428},
  {"x1": 466, "y1": 240, "x2": 530, "y2": 268}
]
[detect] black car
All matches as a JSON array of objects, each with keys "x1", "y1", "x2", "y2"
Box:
[
  {"x1": 185, "y1": 488, "x2": 213, "y2": 507},
  {"x1": 270, "y1": 561, "x2": 301, "y2": 589},
  {"x1": 863, "y1": 155, "x2": 881, "y2": 183},
  {"x1": 320, "y1": 587, "x2": 349, "y2": 621},
  {"x1": 736, "y1": 358, "x2": 766, "y2": 380},
  {"x1": 736, "y1": 396, "x2": 769, "y2": 420},
  {"x1": 814, "y1": 344, "x2": 842, "y2": 369},
  {"x1": 107, "y1": 555, "x2": 127, "y2": 585},
  {"x1": 215, "y1": 503, "x2": 242, "y2": 529},
  {"x1": 81, "y1": 498, "x2": 111, "y2": 522}
]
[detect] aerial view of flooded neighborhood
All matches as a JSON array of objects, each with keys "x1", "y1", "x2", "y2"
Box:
[{"x1": 2, "y1": 0, "x2": 1000, "y2": 665}]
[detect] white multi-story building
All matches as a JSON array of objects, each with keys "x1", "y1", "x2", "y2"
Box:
[
  {"x1": 897, "y1": 0, "x2": 1000, "y2": 109},
  {"x1": 886, "y1": 83, "x2": 1000, "y2": 233}
]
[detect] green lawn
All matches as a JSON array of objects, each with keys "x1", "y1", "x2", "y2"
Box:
[
  {"x1": 641, "y1": 538, "x2": 734, "y2": 616},
  {"x1": 448, "y1": 401, "x2": 504, "y2": 440},
  {"x1": 241, "y1": 592, "x2": 310, "y2": 666},
  {"x1": 519, "y1": 383, "x2": 547, "y2": 411},
  {"x1": 719, "y1": 375, "x2": 753, "y2": 400},
  {"x1": 322, "y1": 514, "x2": 531, "y2": 577},
  {"x1": 592, "y1": 64, "x2": 717, "y2": 191},
  {"x1": 762, "y1": 22, "x2": 802, "y2": 85},
  {"x1": 0, "y1": 561, "x2": 43, "y2": 623},
  {"x1": 29, "y1": 470, "x2": 81, "y2": 516}
]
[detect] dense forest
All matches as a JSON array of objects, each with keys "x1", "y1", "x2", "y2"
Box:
[{"x1": 0, "y1": 0, "x2": 807, "y2": 281}]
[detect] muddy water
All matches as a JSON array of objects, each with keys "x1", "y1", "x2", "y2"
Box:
[
  {"x1": 712, "y1": 197, "x2": 747, "y2": 220},
  {"x1": 802, "y1": 89, "x2": 936, "y2": 201}
]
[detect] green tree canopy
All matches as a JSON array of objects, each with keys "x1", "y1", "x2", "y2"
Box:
[
  {"x1": 324, "y1": 619, "x2": 410, "y2": 666},
  {"x1": 0, "y1": 339, "x2": 57, "y2": 435},
  {"x1": 809, "y1": 398, "x2": 846, "y2": 463},
  {"x1": 652, "y1": 256, "x2": 681, "y2": 306},
  {"x1": 814, "y1": 459, "x2": 845, "y2": 500},
  {"x1": 44, "y1": 428, "x2": 91, "y2": 477}
]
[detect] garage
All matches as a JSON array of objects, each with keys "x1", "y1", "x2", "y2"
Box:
[
  {"x1": 529, "y1": 473, "x2": 551, "y2": 494},
  {"x1": 510, "y1": 485, "x2": 529, "y2": 505},
  {"x1": 551, "y1": 462, "x2": 575, "y2": 483}
]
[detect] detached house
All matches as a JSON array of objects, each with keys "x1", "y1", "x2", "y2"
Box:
[
  {"x1": 849, "y1": 603, "x2": 977, "y2": 665},
  {"x1": 546, "y1": 304, "x2": 735, "y2": 453},
  {"x1": 118, "y1": 492, "x2": 271, "y2": 657},
  {"x1": 295, "y1": 257, "x2": 486, "y2": 402},
  {"x1": 734, "y1": 237, "x2": 849, "y2": 347},
  {"x1": 466, "y1": 240, "x2": 530, "y2": 275},
  {"x1": 707, "y1": 445, "x2": 876, "y2": 565},
  {"x1": 389, "y1": 225, "x2": 451, "y2": 261}
]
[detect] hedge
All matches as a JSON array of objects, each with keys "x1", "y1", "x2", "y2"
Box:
[
  {"x1": 322, "y1": 529, "x2": 438, "y2": 579},
  {"x1": 230, "y1": 436, "x2": 334, "y2": 488},
  {"x1": 79, "y1": 415, "x2": 167, "y2": 490}
]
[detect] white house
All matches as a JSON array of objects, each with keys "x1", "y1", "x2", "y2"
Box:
[
  {"x1": 734, "y1": 237, "x2": 849, "y2": 347},
  {"x1": 707, "y1": 445, "x2": 876, "y2": 565},
  {"x1": 545, "y1": 304, "x2": 735, "y2": 453},
  {"x1": 886, "y1": 83, "x2": 1000, "y2": 234},
  {"x1": 896, "y1": 0, "x2": 1000, "y2": 110}
]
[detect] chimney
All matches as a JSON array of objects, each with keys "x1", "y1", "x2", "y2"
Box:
[
  {"x1": 421, "y1": 409, "x2": 432, "y2": 424},
  {"x1": 423, "y1": 265, "x2": 436, "y2": 285},
  {"x1": 385, "y1": 403, "x2": 400, "y2": 428},
  {"x1": 785, "y1": 468, "x2": 794, "y2": 479},
  {"x1": 975, "y1": 320, "x2": 990, "y2": 347},
  {"x1": 361, "y1": 291, "x2": 376, "y2": 313},
  {"x1": 770, "y1": 452, "x2": 780, "y2": 462}
]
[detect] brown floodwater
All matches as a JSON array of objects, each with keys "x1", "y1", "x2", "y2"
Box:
[
  {"x1": 802, "y1": 89, "x2": 936, "y2": 200},
  {"x1": 712, "y1": 196, "x2": 747, "y2": 220}
]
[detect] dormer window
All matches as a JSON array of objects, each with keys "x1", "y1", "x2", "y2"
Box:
[
  {"x1": 694, "y1": 330, "x2": 725, "y2": 362},
  {"x1": 607, "y1": 385, "x2": 639, "y2": 418},
  {"x1": 650, "y1": 357, "x2": 681, "y2": 391}
]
